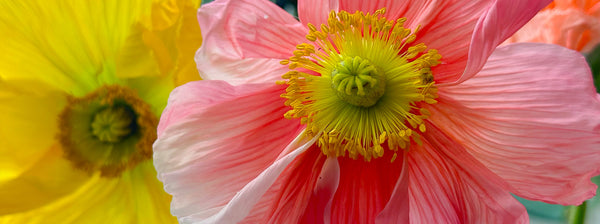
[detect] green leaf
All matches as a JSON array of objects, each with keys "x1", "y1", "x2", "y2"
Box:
[{"x1": 585, "y1": 44, "x2": 600, "y2": 92}]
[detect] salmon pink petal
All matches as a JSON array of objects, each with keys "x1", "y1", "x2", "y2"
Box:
[
  {"x1": 409, "y1": 123, "x2": 528, "y2": 223},
  {"x1": 302, "y1": 157, "x2": 340, "y2": 224},
  {"x1": 375, "y1": 154, "x2": 409, "y2": 223},
  {"x1": 431, "y1": 43, "x2": 600, "y2": 205},
  {"x1": 238, "y1": 148, "x2": 340, "y2": 224},
  {"x1": 247, "y1": 147, "x2": 337, "y2": 224},
  {"x1": 329, "y1": 151, "x2": 404, "y2": 224},
  {"x1": 332, "y1": 0, "x2": 539, "y2": 83},
  {"x1": 298, "y1": 0, "x2": 338, "y2": 28},
  {"x1": 456, "y1": 0, "x2": 551, "y2": 84},
  {"x1": 153, "y1": 80, "x2": 303, "y2": 222},
  {"x1": 505, "y1": 8, "x2": 600, "y2": 52},
  {"x1": 196, "y1": 0, "x2": 307, "y2": 85}
]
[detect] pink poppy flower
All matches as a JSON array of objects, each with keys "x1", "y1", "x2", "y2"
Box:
[
  {"x1": 506, "y1": 0, "x2": 600, "y2": 52},
  {"x1": 153, "y1": 0, "x2": 600, "y2": 223}
]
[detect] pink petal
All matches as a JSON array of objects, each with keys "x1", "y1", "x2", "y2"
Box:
[
  {"x1": 197, "y1": 134, "x2": 319, "y2": 224},
  {"x1": 329, "y1": 149, "x2": 404, "y2": 224},
  {"x1": 307, "y1": 157, "x2": 340, "y2": 224},
  {"x1": 455, "y1": 0, "x2": 552, "y2": 84},
  {"x1": 247, "y1": 148, "x2": 338, "y2": 224},
  {"x1": 315, "y1": 0, "x2": 548, "y2": 84},
  {"x1": 430, "y1": 43, "x2": 600, "y2": 205},
  {"x1": 196, "y1": 0, "x2": 307, "y2": 85},
  {"x1": 153, "y1": 80, "x2": 303, "y2": 222},
  {"x1": 409, "y1": 122, "x2": 528, "y2": 223},
  {"x1": 415, "y1": 0, "x2": 495, "y2": 84},
  {"x1": 331, "y1": 0, "x2": 490, "y2": 83},
  {"x1": 298, "y1": 0, "x2": 339, "y2": 27},
  {"x1": 374, "y1": 154, "x2": 409, "y2": 224}
]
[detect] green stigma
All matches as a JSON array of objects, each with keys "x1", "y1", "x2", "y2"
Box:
[
  {"x1": 91, "y1": 105, "x2": 136, "y2": 143},
  {"x1": 331, "y1": 56, "x2": 386, "y2": 107}
]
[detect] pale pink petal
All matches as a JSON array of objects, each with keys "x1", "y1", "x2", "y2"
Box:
[
  {"x1": 455, "y1": 0, "x2": 552, "y2": 84},
  {"x1": 409, "y1": 122, "x2": 528, "y2": 223},
  {"x1": 374, "y1": 154, "x2": 409, "y2": 224},
  {"x1": 196, "y1": 134, "x2": 319, "y2": 224},
  {"x1": 298, "y1": 0, "x2": 339, "y2": 27},
  {"x1": 329, "y1": 150, "x2": 404, "y2": 224},
  {"x1": 153, "y1": 80, "x2": 303, "y2": 222},
  {"x1": 430, "y1": 43, "x2": 600, "y2": 205},
  {"x1": 196, "y1": 0, "x2": 307, "y2": 85}
]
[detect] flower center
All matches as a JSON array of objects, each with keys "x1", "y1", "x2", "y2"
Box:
[
  {"x1": 331, "y1": 56, "x2": 386, "y2": 107},
  {"x1": 57, "y1": 85, "x2": 157, "y2": 177},
  {"x1": 279, "y1": 9, "x2": 441, "y2": 161},
  {"x1": 91, "y1": 106, "x2": 135, "y2": 143}
]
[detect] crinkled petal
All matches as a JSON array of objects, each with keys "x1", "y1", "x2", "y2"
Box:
[
  {"x1": 153, "y1": 80, "x2": 303, "y2": 222},
  {"x1": 172, "y1": 0, "x2": 204, "y2": 86},
  {"x1": 195, "y1": 0, "x2": 306, "y2": 85},
  {"x1": 298, "y1": 0, "x2": 338, "y2": 27},
  {"x1": 455, "y1": 0, "x2": 552, "y2": 84},
  {"x1": 414, "y1": 0, "x2": 494, "y2": 84},
  {"x1": 430, "y1": 43, "x2": 600, "y2": 205},
  {"x1": 308, "y1": 0, "x2": 548, "y2": 84},
  {"x1": 118, "y1": 0, "x2": 203, "y2": 85},
  {"x1": 408, "y1": 123, "x2": 528, "y2": 223},
  {"x1": 330, "y1": 0, "x2": 490, "y2": 83}
]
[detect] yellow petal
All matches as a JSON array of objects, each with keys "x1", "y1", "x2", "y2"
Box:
[
  {"x1": 173, "y1": 0, "x2": 203, "y2": 86},
  {"x1": 0, "y1": 144, "x2": 90, "y2": 215},
  {"x1": 0, "y1": 0, "x2": 154, "y2": 95},
  {"x1": 0, "y1": 80, "x2": 65, "y2": 182},
  {"x1": 124, "y1": 76, "x2": 174, "y2": 115},
  {"x1": 115, "y1": 0, "x2": 202, "y2": 85},
  {"x1": 0, "y1": 162, "x2": 176, "y2": 224}
]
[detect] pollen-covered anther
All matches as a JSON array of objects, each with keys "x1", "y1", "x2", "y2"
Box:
[{"x1": 281, "y1": 8, "x2": 442, "y2": 161}]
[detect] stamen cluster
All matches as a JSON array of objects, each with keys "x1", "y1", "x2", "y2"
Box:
[{"x1": 279, "y1": 9, "x2": 441, "y2": 161}]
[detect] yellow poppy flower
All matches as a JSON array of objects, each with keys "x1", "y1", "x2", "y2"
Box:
[{"x1": 0, "y1": 0, "x2": 201, "y2": 223}]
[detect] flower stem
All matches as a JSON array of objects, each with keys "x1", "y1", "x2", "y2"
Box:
[{"x1": 568, "y1": 201, "x2": 587, "y2": 224}]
